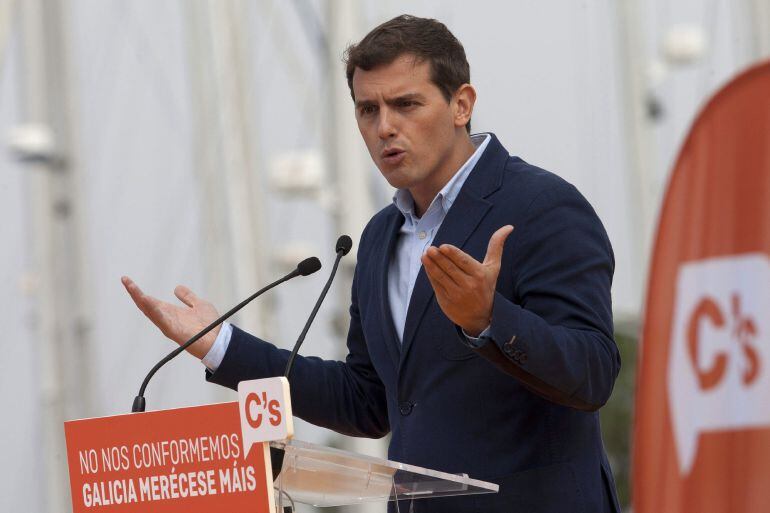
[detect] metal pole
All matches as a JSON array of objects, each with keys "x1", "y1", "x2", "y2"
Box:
[
  {"x1": 325, "y1": 0, "x2": 374, "y2": 344},
  {"x1": 325, "y1": 2, "x2": 387, "y2": 505},
  {"x1": 184, "y1": 0, "x2": 270, "y2": 342},
  {"x1": 748, "y1": 0, "x2": 770, "y2": 57},
  {"x1": 326, "y1": 0, "x2": 374, "y2": 253},
  {"x1": 15, "y1": 0, "x2": 92, "y2": 510},
  {"x1": 0, "y1": 0, "x2": 18, "y2": 72},
  {"x1": 613, "y1": 0, "x2": 656, "y2": 328}
]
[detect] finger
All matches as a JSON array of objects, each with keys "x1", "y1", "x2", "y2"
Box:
[
  {"x1": 437, "y1": 244, "x2": 481, "y2": 274},
  {"x1": 122, "y1": 276, "x2": 147, "y2": 307},
  {"x1": 121, "y1": 276, "x2": 162, "y2": 319},
  {"x1": 421, "y1": 252, "x2": 455, "y2": 293},
  {"x1": 424, "y1": 247, "x2": 466, "y2": 286},
  {"x1": 483, "y1": 225, "x2": 514, "y2": 266},
  {"x1": 121, "y1": 275, "x2": 139, "y2": 293},
  {"x1": 422, "y1": 253, "x2": 452, "y2": 297},
  {"x1": 174, "y1": 285, "x2": 199, "y2": 308}
]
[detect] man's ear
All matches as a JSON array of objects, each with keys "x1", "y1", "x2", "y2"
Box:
[{"x1": 453, "y1": 84, "x2": 476, "y2": 128}]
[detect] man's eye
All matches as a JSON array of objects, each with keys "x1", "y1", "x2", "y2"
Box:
[
  {"x1": 360, "y1": 105, "x2": 377, "y2": 115},
  {"x1": 398, "y1": 100, "x2": 416, "y2": 108}
]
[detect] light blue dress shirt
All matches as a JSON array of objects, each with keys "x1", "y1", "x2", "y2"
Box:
[
  {"x1": 388, "y1": 133, "x2": 490, "y2": 343},
  {"x1": 203, "y1": 134, "x2": 491, "y2": 370}
]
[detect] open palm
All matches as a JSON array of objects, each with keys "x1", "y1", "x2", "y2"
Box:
[{"x1": 121, "y1": 276, "x2": 220, "y2": 360}]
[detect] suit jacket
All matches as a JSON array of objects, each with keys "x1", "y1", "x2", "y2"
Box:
[{"x1": 207, "y1": 134, "x2": 621, "y2": 513}]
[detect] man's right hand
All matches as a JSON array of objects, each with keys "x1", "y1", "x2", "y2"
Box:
[{"x1": 121, "y1": 276, "x2": 220, "y2": 360}]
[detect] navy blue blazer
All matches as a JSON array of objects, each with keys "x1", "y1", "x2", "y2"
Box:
[{"x1": 208, "y1": 134, "x2": 621, "y2": 513}]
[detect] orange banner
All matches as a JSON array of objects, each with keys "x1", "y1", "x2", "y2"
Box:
[
  {"x1": 633, "y1": 61, "x2": 770, "y2": 512},
  {"x1": 64, "y1": 402, "x2": 273, "y2": 512}
]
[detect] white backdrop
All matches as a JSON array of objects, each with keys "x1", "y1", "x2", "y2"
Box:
[{"x1": 0, "y1": 1, "x2": 766, "y2": 511}]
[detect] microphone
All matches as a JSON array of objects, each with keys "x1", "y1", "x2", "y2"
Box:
[
  {"x1": 271, "y1": 236, "x2": 352, "y2": 480},
  {"x1": 283, "y1": 235, "x2": 353, "y2": 379},
  {"x1": 335, "y1": 234, "x2": 353, "y2": 255},
  {"x1": 131, "y1": 256, "x2": 322, "y2": 413}
]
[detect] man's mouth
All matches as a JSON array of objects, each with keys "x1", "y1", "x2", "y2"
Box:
[{"x1": 381, "y1": 148, "x2": 405, "y2": 165}]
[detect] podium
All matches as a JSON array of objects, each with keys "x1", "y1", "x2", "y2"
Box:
[
  {"x1": 271, "y1": 438, "x2": 498, "y2": 510},
  {"x1": 64, "y1": 378, "x2": 498, "y2": 512}
]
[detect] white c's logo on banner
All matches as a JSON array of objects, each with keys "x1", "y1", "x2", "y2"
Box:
[{"x1": 668, "y1": 253, "x2": 770, "y2": 475}]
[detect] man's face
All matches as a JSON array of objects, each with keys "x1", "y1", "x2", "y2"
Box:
[{"x1": 352, "y1": 54, "x2": 464, "y2": 199}]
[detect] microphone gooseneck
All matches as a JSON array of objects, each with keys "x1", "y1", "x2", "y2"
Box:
[
  {"x1": 272, "y1": 237, "x2": 352, "y2": 480},
  {"x1": 131, "y1": 257, "x2": 321, "y2": 413},
  {"x1": 283, "y1": 236, "x2": 353, "y2": 380}
]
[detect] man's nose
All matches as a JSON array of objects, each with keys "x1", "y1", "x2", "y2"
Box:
[{"x1": 377, "y1": 108, "x2": 397, "y2": 139}]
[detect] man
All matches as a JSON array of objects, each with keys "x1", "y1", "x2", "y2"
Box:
[{"x1": 123, "y1": 15, "x2": 620, "y2": 512}]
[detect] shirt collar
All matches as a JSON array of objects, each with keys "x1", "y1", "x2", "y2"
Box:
[{"x1": 392, "y1": 133, "x2": 491, "y2": 219}]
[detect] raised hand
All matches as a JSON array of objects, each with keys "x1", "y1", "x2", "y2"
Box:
[
  {"x1": 121, "y1": 277, "x2": 221, "y2": 360},
  {"x1": 421, "y1": 225, "x2": 514, "y2": 337}
]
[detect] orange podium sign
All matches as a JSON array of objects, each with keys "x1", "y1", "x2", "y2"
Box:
[
  {"x1": 65, "y1": 402, "x2": 274, "y2": 512},
  {"x1": 64, "y1": 377, "x2": 295, "y2": 512},
  {"x1": 633, "y1": 61, "x2": 770, "y2": 513}
]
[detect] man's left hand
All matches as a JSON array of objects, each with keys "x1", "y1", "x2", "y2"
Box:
[{"x1": 421, "y1": 225, "x2": 514, "y2": 337}]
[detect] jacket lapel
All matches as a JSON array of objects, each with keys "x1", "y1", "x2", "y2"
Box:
[
  {"x1": 399, "y1": 134, "x2": 509, "y2": 365},
  {"x1": 376, "y1": 208, "x2": 404, "y2": 370}
]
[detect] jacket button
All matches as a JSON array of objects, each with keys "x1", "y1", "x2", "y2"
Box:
[
  {"x1": 399, "y1": 402, "x2": 413, "y2": 416},
  {"x1": 519, "y1": 352, "x2": 528, "y2": 363},
  {"x1": 503, "y1": 336, "x2": 517, "y2": 356}
]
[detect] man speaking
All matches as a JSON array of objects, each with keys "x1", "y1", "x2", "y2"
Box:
[{"x1": 123, "y1": 14, "x2": 621, "y2": 513}]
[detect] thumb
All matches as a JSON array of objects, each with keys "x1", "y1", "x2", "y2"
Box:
[
  {"x1": 483, "y1": 225, "x2": 514, "y2": 266},
  {"x1": 174, "y1": 285, "x2": 200, "y2": 308}
]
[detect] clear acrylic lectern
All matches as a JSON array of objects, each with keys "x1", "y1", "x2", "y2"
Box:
[{"x1": 270, "y1": 439, "x2": 499, "y2": 510}]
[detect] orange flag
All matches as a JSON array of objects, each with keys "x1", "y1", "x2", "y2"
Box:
[{"x1": 633, "y1": 60, "x2": 770, "y2": 513}]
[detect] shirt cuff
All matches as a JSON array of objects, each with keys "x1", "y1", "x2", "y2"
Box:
[
  {"x1": 461, "y1": 325, "x2": 492, "y2": 348},
  {"x1": 202, "y1": 322, "x2": 233, "y2": 372}
]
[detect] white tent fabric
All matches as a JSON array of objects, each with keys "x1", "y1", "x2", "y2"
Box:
[{"x1": 0, "y1": 1, "x2": 765, "y2": 512}]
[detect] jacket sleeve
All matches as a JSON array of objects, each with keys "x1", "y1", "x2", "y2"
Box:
[
  {"x1": 467, "y1": 182, "x2": 620, "y2": 411},
  {"x1": 206, "y1": 262, "x2": 390, "y2": 438}
]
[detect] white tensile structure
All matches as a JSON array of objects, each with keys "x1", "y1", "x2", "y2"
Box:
[{"x1": 0, "y1": 1, "x2": 768, "y2": 512}]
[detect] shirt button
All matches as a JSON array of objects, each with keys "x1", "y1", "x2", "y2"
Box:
[
  {"x1": 399, "y1": 402, "x2": 414, "y2": 416},
  {"x1": 417, "y1": 231, "x2": 427, "y2": 240}
]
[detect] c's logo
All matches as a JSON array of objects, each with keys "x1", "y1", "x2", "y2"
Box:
[
  {"x1": 244, "y1": 392, "x2": 263, "y2": 428},
  {"x1": 687, "y1": 293, "x2": 760, "y2": 391},
  {"x1": 237, "y1": 377, "x2": 294, "y2": 458},
  {"x1": 668, "y1": 254, "x2": 769, "y2": 475}
]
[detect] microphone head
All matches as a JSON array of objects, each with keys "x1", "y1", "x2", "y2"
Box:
[
  {"x1": 336, "y1": 235, "x2": 353, "y2": 256},
  {"x1": 297, "y1": 257, "x2": 322, "y2": 276}
]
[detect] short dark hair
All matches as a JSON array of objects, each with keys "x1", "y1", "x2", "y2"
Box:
[{"x1": 344, "y1": 15, "x2": 471, "y2": 132}]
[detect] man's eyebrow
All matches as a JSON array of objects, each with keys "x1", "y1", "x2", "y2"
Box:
[
  {"x1": 354, "y1": 99, "x2": 376, "y2": 109},
  {"x1": 385, "y1": 93, "x2": 424, "y2": 105},
  {"x1": 354, "y1": 93, "x2": 426, "y2": 109}
]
